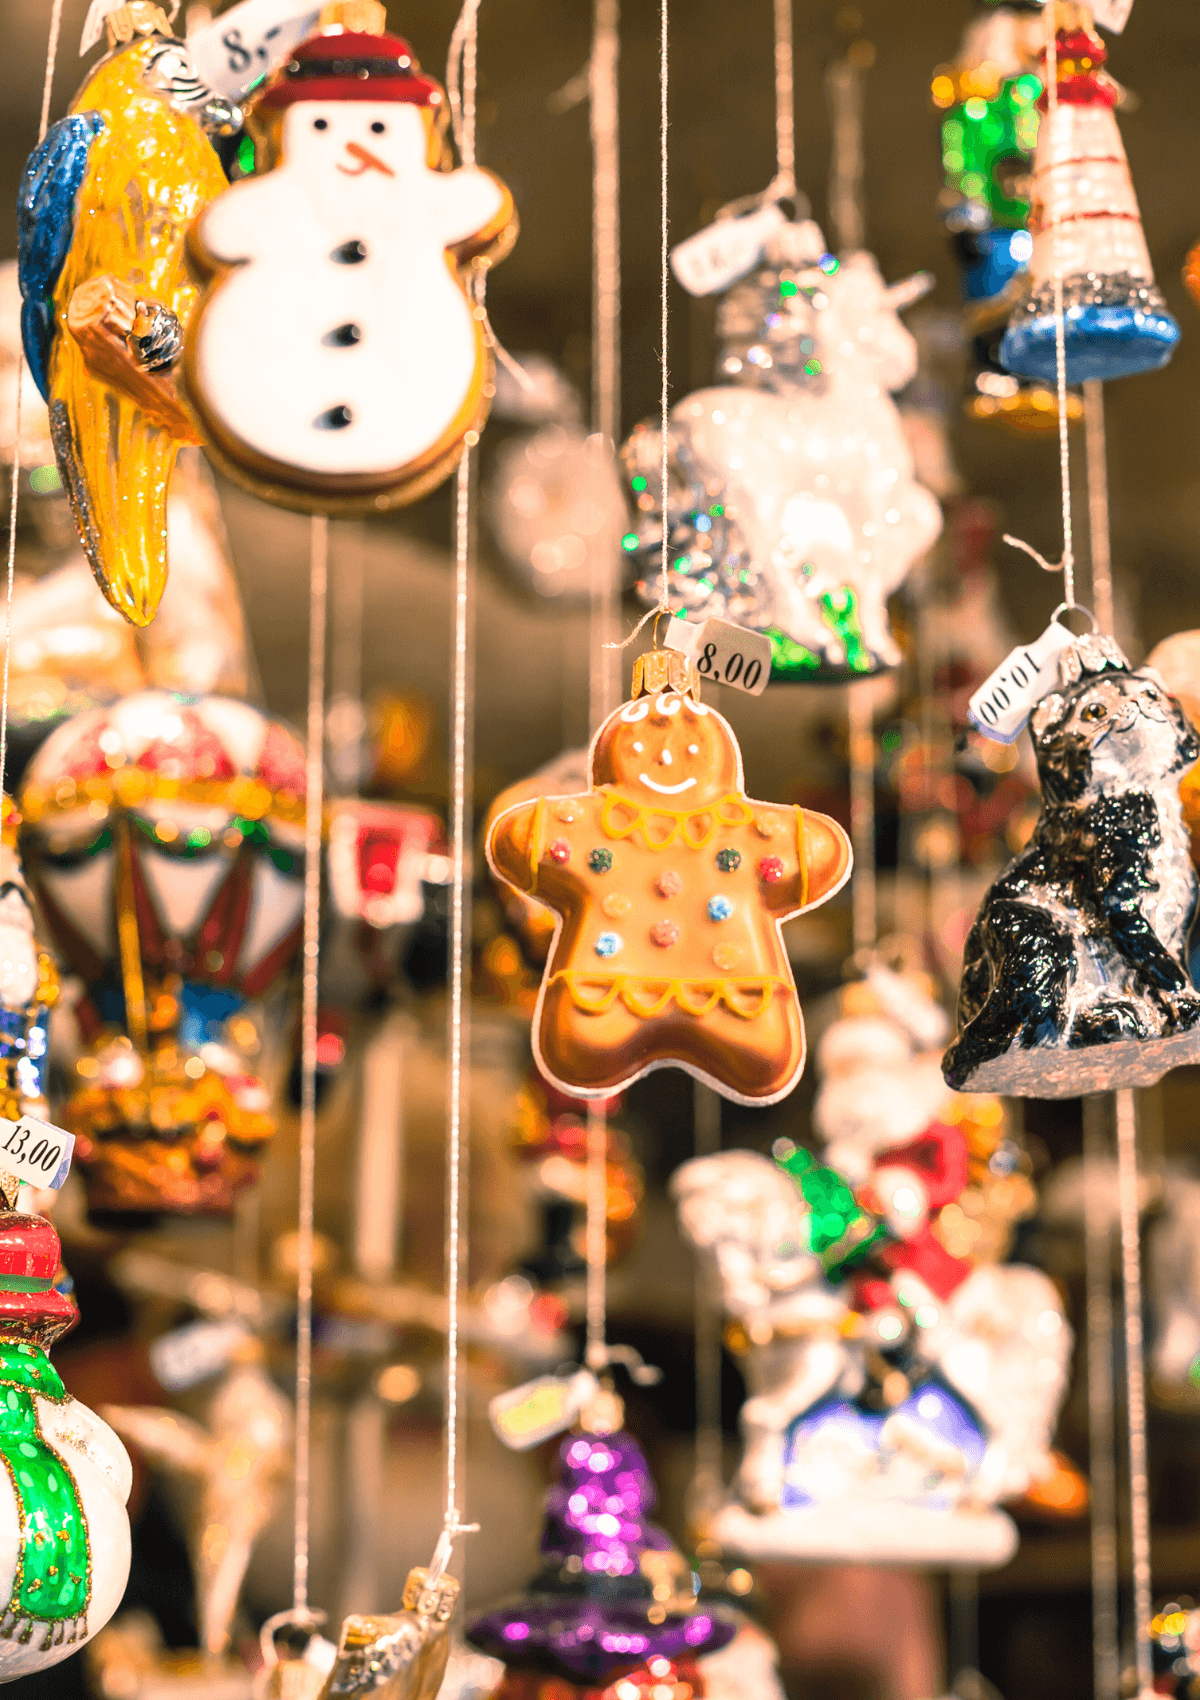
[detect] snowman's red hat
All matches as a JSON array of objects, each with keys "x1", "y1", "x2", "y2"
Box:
[{"x1": 256, "y1": 29, "x2": 443, "y2": 111}]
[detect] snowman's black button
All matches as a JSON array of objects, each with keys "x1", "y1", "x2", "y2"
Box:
[
  {"x1": 315, "y1": 405, "x2": 354, "y2": 430},
  {"x1": 331, "y1": 239, "x2": 368, "y2": 265},
  {"x1": 322, "y1": 323, "x2": 363, "y2": 347}
]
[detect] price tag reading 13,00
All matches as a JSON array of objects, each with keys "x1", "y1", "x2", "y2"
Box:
[
  {"x1": 0, "y1": 1115, "x2": 74, "y2": 1192},
  {"x1": 968, "y1": 620, "x2": 1079, "y2": 745}
]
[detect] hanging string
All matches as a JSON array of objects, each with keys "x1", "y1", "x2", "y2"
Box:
[
  {"x1": 292, "y1": 515, "x2": 328, "y2": 1615},
  {"x1": 584, "y1": 1104, "x2": 608, "y2": 1372},
  {"x1": 1084, "y1": 379, "x2": 1114, "y2": 639},
  {"x1": 690, "y1": 1083, "x2": 723, "y2": 1525},
  {"x1": 1115, "y1": 1088, "x2": 1154, "y2": 1700},
  {"x1": 588, "y1": 0, "x2": 621, "y2": 731},
  {"x1": 428, "y1": 0, "x2": 485, "y2": 1586},
  {"x1": 1, "y1": 0, "x2": 67, "y2": 792},
  {"x1": 608, "y1": 0, "x2": 669, "y2": 656},
  {"x1": 766, "y1": 0, "x2": 795, "y2": 203},
  {"x1": 1003, "y1": 3, "x2": 1075, "y2": 604},
  {"x1": 848, "y1": 683, "x2": 876, "y2": 959},
  {"x1": 1083, "y1": 1096, "x2": 1119, "y2": 1700},
  {"x1": 825, "y1": 35, "x2": 867, "y2": 251}
]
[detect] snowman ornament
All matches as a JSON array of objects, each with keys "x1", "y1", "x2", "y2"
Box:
[{"x1": 185, "y1": 8, "x2": 516, "y2": 513}]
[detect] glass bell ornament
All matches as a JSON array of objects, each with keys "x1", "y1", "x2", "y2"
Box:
[
  {"x1": 943, "y1": 634, "x2": 1200, "y2": 1096},
  {"x1": 622, "y1": 219, "x2": 942, "y2": 681},
  {"x1": 999, "y1": 4, "x2": 1179, "y2": 384},
  {"x1": 0, "y1": 1201, "x2": 133, "y2": 1677},
  {"x1": 932, "y1": 7, "x2": 1081, "y2": 431}
]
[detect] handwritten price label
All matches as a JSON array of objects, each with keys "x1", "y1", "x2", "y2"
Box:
[
  {"x1": 968, "y1": 621, "x2": 1078, "y2": 744},
  {"x1": 665, "y1": 616, "x2": 771, "y2": 696},
  {"x1": 489, "y1": 1370, "x2": 597, "y2": 1451},
  {"x1": 671, "y1": 205, "x2": 787, "y2": 298},
  {"x1": 151, "y1": 1319, "x2": 250, "y2": 1392},
  {"x1": 188, "y1": 0, "x2": 320, "y2": 100},
  {"x1": 0, "y1": 1115, "x2": 73, "y2": 1192}
]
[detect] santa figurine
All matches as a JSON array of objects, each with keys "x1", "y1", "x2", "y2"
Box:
[
  {"x1": 185, "y1": 0, "x2": 516, "y2": 512},
  {"x1": 1000, "y1": 2, "x2": 1178, "y2": 383}
]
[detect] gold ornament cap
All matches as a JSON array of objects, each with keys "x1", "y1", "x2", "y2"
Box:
[
  {"x1": 630, "y1": 649, "x2": 699, "y2": 702},
  {"x1": 104, "y1": 2, "x2": 176, "y2": 46},
  {"x1": 402, "y1": 1566, "x2": 461, "y2": 1623},
  {"x1": 318, "y1": 0, "x2": 388, "y2": 30}
]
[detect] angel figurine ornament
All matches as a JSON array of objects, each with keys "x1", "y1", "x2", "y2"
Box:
[
  {"x1": 184, "y1": 3, "x2": 516, "y2": 513},
  {"x1": 486, "y1": 650, "x2": 851, "y2": 1104},
  {"x1": 943, "y1": 633, "x2": 1200, "y2": 1096}
]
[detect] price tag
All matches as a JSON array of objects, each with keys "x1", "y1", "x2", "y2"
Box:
[
  {"x1": 0, "y1": 1115, "x2": 73, "y2": 1192},
  {"x1": 79, "y1": 0, "x2": 124, "y2": 54},
  {"x1": 489, "y1": 1369, "x2": 596, "y2": 1450},
  {"x1": 188, "y1": 0, "x2": 320, "y2": 100},
  {"x1": 1090, "y1": 0, "x2": 1134, "y2": 32},
  {"x1": 968, "y1": 621, "x2": 1078, "y2": 744},
  {"x1": 665, "y1": 616, "x2": 772, "y2": 696},
  {"x1": 671, "y1": 205, "x2": 787, "y2": 298},
  {"x1": 151, "y1": 1319, "x2": 249, "y2": 1391}
]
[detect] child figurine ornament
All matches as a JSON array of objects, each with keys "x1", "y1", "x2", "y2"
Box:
[
  {"x1": 943, "y1": 634, "x2": 1200, "y2": 1096},
  {"x1": 486, "y1": 650, "x2": 852, "y2": 1104}
]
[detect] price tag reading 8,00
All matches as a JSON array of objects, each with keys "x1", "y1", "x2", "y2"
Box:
[
  {"x1": 666, "y1": 616, "x2": 772, "y2": 697},
  {"x1": 968, "y1": 621, "x2": 1079, "y2": 745},
  {"x1": 0, "y1": 1115, "x2": 74, "y2": 1193}
]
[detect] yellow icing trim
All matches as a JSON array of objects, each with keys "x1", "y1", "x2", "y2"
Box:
[
  {"x1": 796, "y1": 808, "x2": 808, "y2": 907},
  {"x1": 549, "y1": 971, "x2": 789, "y2": 1020},
  {"x1": 599, "y1": 791, "x2": 754, "y2": 851},
  {"x1": 528, "y1": 798, "x2": 546, "y2": 895}
]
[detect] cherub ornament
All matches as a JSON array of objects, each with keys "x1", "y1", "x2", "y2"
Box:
[
  {"x1": 999, "y1": 6, "x2": 1179, "y2": 384},
  {"x1": 18, "y1": 1, "x2": 238, "y2": 625},
  {"x1": 185, "y1": 6, "x2": 516, "y2": 514},
  {"x1": 943, "y1": 635, "x2": 1200, "y2": 1096},
  {"x1": 0, "y1": 1203, "x2": 133, "y2": 1677},
  {"x1": 485, "y1": 653, "x2": 851, "y2": 1104}
]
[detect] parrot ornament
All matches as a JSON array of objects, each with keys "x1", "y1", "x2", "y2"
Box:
[{"x1": 17, "y1": 1, "x2": 240, "y2": 628}]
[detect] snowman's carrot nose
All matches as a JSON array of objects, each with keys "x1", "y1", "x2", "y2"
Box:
[{"x1": 338, "y1": 141, "x2": 395, "y2": 178}]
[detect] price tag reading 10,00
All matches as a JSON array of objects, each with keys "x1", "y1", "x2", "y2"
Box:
[
  {"x1": 0, "y1": 1115, "x2": 74, "y2": 1192},
  {"x1": 968, "y1": 620, "x2": 1078, "y2": 745}
]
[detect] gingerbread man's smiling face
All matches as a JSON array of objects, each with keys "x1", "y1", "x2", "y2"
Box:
[{"x1": 591, "y1": 692, "x2": 741, "y2": 806}]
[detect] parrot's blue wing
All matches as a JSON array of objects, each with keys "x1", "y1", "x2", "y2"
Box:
[{"x1": 16, "y1": 112, "x2": 105, "y2": 401}]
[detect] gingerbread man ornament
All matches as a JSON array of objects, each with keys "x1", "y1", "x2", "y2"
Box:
[{"x1": 487, "y1": 652, "x2": 851, "y2": 1103}]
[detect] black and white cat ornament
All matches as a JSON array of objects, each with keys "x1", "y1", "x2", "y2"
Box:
[{"x1": 943, "y1": 631, "x2": 1200, "y2": 1098}]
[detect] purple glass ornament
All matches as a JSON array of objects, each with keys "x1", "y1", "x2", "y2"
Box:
[{"x1": 467, "y1": 1429, "x2": 736, "y2": 1685}]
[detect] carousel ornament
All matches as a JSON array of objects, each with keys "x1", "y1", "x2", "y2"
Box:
[
  {"x1": 999, "y1": 4, "x2": 1179, "y2": 384},
  {"x1": 485, "y1": 651, "x2": 851, "y2": 1103},
  {"x1": 316, "y1": 1566, "x2": 461, "y2": 1699},
  {"x1": 17, "y1": 0, "x2": 240, "y2": 625},
  {"x1": 0, "y1": 1200, "x2": 133, "y2": 1678},
  {"x1": 672, "y1": 1140, "x2": 1072, "y2": 1566},
  {"x1": 942, "y1": 634, "x2": 1200, "y2": 1097},
  {"x1": 184, "y1": 2, "x2": 517, "y2": 513},
  {"x1": 623, "y1": 213, "x2": 941, "y2": 680},
  {"x1": 19, "y1": 690, "x2": 310, "y2": 1214},
  {"x1": 467, "y1": 1399, "x2": 737, "y2": 1686}
]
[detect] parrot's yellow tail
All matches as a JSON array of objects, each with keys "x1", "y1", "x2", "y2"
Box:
[{"x1": 49, "y1": 364, "x2": 174, "y2": 628}]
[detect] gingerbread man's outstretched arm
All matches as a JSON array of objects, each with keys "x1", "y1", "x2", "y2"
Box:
[
  {"x1": 487, "y1": 798, "x2": 549, "y2": 897},
  {"x1": 801, "y1": 809, "x2": 853, "y2": 907}
]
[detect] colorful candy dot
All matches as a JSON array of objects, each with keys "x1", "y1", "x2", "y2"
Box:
[
  {"x1": 602, "y1": 893, "x2": 633, "y2": 919},
  {"x1": 715, "y1": 848, "x2": 742, "y2": 873},
  {"x1": 594, "y1": 932, "x2": 623, "y2": 957},
  {"x1": 547, "y1": 838, "x2": 571, "y2": 864},
  {"x1": 712, "y1": 943, "x2": 742, "y2": 971},
  {"x1": 655, "y1": 870, "x2": 683, "y2": 899},
  {"x1": 650, "y1": 920, "x2": 680, "y2": 948},
  {"x1": 588, "y1": 848, "x2": 614, "y2": 874},
  {"x1": 707, "y1": 895, "x2": 735, "y2": 922},
  {"x1": 758, "y1": 855, "x2": 785, "y2": 883}
]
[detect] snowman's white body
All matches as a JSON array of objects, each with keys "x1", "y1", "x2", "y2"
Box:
[
  {"x1": 188, "y1": 101, "x2": 508, "y2": 494},
  {"x1": 0, "y1": 1392, "x2": 132, "y2": 1677}
]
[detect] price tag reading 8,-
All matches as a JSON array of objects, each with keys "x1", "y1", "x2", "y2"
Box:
[
  {"x1": 968, "y1": 619, "x2": 1080, "y2": 745},
  {"x1": 0, "y1": 1115, "x2": 74, "y2": 1193}
]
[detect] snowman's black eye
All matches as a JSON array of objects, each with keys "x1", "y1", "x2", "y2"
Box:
[
  {"x1": 370, "y1": 121, "x2": 386, "y2": 134},
  {"x1": 313, "y1": 118, "x2": 329, "y2": 132}
]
